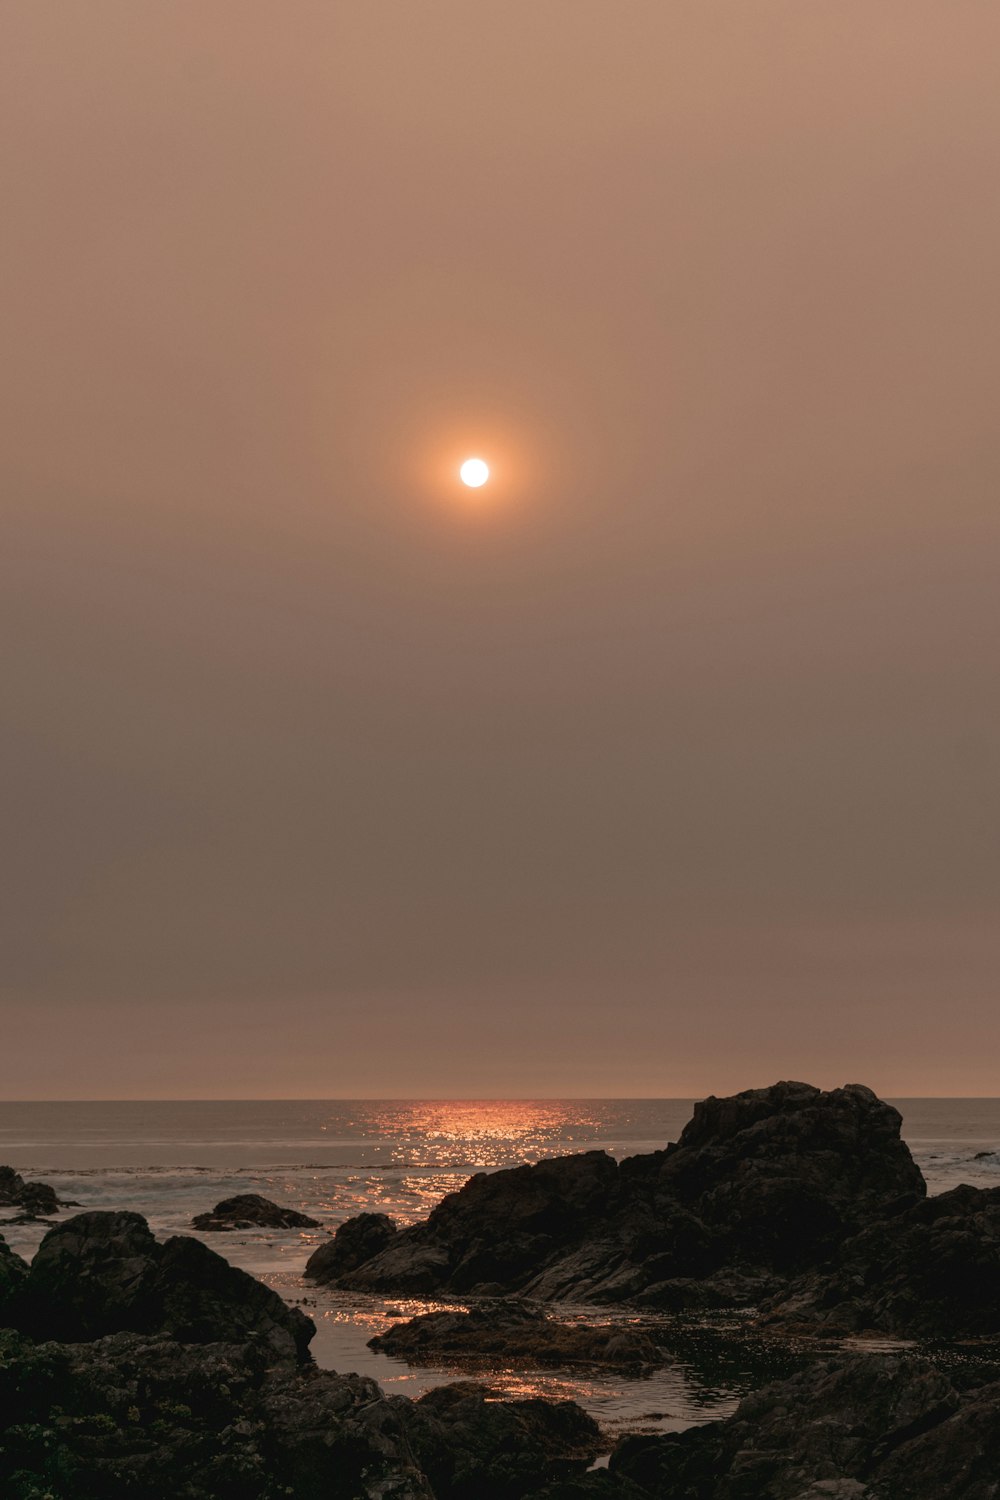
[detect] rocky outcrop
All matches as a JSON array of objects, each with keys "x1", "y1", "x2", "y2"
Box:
[
  {"x1": 0, "y1": 1328, "x2": 602, "y2": 1500},
  {"x1": 607, "y1": 1353, "x2": 1000, "y2": 1500},
  {"x1": 306, "y1": 1210, "x2": 398, "y2": 1282},
  {"x1": 0, "y1": 1234, "x2": 28, "y2": 1321},
  {"x1": 330, "y1": 1083, "x2": 925, "y2": 1309},
  {"x1": 764, "y1": 1182, "x2": 1000, "y2": 1338},
  {"x1": 0, "y1": 1163, "x2": 65, "y2": 1220},
  {"x1": 192, "y1": 1193, "x2": 321, "y2": 1231},
  {"x1": 370, "y1": 1301, "x2": 664, "y2": 1370},
  {"x1": 15, "y1": 1210, "x2": 314, "y2": 1362}
]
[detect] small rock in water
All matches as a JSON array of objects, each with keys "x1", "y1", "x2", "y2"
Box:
[
  {"x1": 191, "y1": 1193, "x2": 321, "y2": 1231},
  {"x1": 0, "y1": 1164, "x2": 65, "y2": 1218}
]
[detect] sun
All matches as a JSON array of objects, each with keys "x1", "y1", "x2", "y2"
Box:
[{"x1": 459, "y1": 457, "x2": 490, "y2": 488}]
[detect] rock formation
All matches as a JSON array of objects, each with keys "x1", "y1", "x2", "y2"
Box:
[
  {"x1": 192, "y1": 1193, "x2": 321, "y2": 1230},
  {"x1": 606, "y1": 1353, "x2": 1000, "y2": 1500},
  {"x1": 320, "y1": 1083, "x2": 925, "y2": 1308},
  {"x1": 306, "y1": 1210, "x2": 398, "y2": 1281},
  {"x1": 0, "y1": 1328, "x2": 602, "y2": 1499},
  {"x1": 0, "y1": 1163, "x2": 66, "y2": 1220},
  {"x1": 764, "y1": 1182, "x2": 1000, "y2": 1338},
  {"x1": 370, "y1": 1300, "x2": 664, "y2": 1370},
  {"x1": 16, "y1": 1210, "x2": 314, "y2": 1361}
]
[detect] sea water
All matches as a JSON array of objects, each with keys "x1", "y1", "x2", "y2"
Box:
[{"x1": 2, "y1": 1098, "x2": 998, "y2": 1437}]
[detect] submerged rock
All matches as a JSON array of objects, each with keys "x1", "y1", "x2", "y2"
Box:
[
  {"x1": 764, "y1": 1182, "x2": 1000, "y2": 1338},
  {"x1": 16, "y1": 1210, "x2": 314, "y2": 1362},
  {"x1": 332, "y1": 1083, "x2": 925, "y2": 1309},
  {"x1": 370, "y1": 1300, "x2": 664, "y2": 1370},
  {"x1": 306, "y1": 1210, "x2": 398, "y2": 1282},
  {"x1": 192, "y1": 1193, "x2": 321, "y2": 1231}
]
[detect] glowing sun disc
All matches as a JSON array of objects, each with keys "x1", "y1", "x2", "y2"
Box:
[{"x1": 460, "y1": 457, "x2": 490, "y2": 487}]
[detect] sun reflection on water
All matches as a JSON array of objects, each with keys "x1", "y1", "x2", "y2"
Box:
[{"x1": 335, "y1": 1100, "x2": 612, "y2": 1171}]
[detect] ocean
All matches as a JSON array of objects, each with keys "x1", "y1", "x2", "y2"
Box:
[{"x1": 3, "y1": 1097, "x2": 998, "y2": 1439}]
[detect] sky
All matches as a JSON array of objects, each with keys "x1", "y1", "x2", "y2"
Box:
[{"x1": 2, "y1": 2, "x2": 998, "y2": 1099}]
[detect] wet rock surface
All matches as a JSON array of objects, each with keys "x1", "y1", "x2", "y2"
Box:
[
  {"x1": 370, "y1": 1301, "x2": 664, "y2": 1370},
  {"x1": 13, "y1": 1210, "x2": 314, "y2": 1361},
  {"x1": 192, "y1": 1192, "x2": 321, "y2": 1231},
  {"x1": 335, "y1": 1083, "x2": 925, "y2": 1308}
]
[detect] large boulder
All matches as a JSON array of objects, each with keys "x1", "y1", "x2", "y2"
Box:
[
  {"x1": 335, "y1": 1083, "x2": 925, "y2": 1308},
  {"x1": 370, "y1": 1301, "x2": 663, "y2": 1370},
  {"x1": 0, "y1": 1163, "x2": 64, "y2": 1219},
  {"x1": 305, "y1": 1211, "x2": 398, "y2": 1282},
  {"x1": 765, "y1": 1182, "x2": 1000, "y2": 1338},
  {"x1": 18, "y1": 1210, "x2": 314, "y2": 1362},
  {"x1": 609, "y1": 1353, "x2": 1000, "y2": 1500},
  {"x1": 192, "y1": 1193, "x2": 321, "y2": 1231}
]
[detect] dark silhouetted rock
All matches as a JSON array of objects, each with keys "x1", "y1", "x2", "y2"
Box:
[
  {"x1": 305, "y1": 1210, "x2": 398, "y2": 1282},
  {"x1": 192, "y1": 1193, "x2": 321, "y2": 1231},
  {"x1": 0, "y1": 1163, "x2": 64, "y2": 1219},
  {"x1": 334, "y1": 1083, "x2": 925, "y2": 1309},
  {"x1": 0, "y1": 1327, "x2": 603, "y2": 1499},
  {"x1": 0, "y1": 1234, "x2": 29, "y2": 1322},
  {"x1": 765, "y1": 1182, "x2": 1000, "y2": 1338},
  {"x1": 609, "y1": 1353, "x2": 1000, "y2": 1500},
  {"x1": 403, "y1": 1379, "x2": 603, "y2": 1499},
  {"x1": 371, "y1": 1300, "x2": 664, "y2": 1370},
  {"x1": 19, "y1": 1210, "x2": 314, "y2": 1361}
]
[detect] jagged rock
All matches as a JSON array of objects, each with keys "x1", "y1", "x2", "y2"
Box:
[
  {"x1": 0, "y1": 1163, "x2": 63, "y2": 1218},
  {"x1": 764, "y1": 1182, "x2": 1000, "y2": 1337},
  {"x1": 370, "y1": 1300, "x2": 664, "y2": 1370},
  {"x1": 18, "y1": 1210, "x2": 314, "y2": 1362},
  {"x1": 0, "y1": 1327, "x2": 602, "y2": 1500},
  {"x1": 608, "y1": 1353, "x2": 1000, "y2": 1499},
  {"x1": 305, "y1": 1211, "x2": 398, "y2": 1282},
  {"x1": 335, "y1": 1083, "x2": 925, "y2": 1308},
  {"x1": 192, "y1": 1193, "x2": 321, "y2": 1231},
  {"x1": 0, "y1": 1234, "x2": 29, "y2": 1322}
]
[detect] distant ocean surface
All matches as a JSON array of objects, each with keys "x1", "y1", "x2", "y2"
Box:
[{"x1": 3, "y1": 1098, "x2": 998, "y2": 1438}]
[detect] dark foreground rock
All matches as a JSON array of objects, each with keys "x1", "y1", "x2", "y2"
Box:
[
  {"x1": 0, "y1": 1235, "x2": 28, "y2": 1321},
  {"x1": 13, "y1": 1211, "x2": 313, "y2": 1362},
  {"x1": 0, "y1": 1329, "x2": 602, "y2": 1500},
  {"x1": 607, "y1": 1352, "x2": 1000, "y2": 1500},
  {"x1": 0, "y1": 1163, "x2": 66, "y2": 1220},
  {"x1": 306, "y1": 1210, "x2": 399, "y2": 1282},
  {"x1": 192, "y1": 1193, "x2": 321, "y2": 1231},
  {"x1": 330, "y1": 1083, "x2": 925, "y2": 1308},
  {"x1": 765, "y1": 1182, "x2": 1000, "y2": 1339},
  {"x1": 371, "y1": 1301, "x2": 664, "y2": 1370}
]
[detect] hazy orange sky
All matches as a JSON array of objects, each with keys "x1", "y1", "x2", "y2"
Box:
[{"x1": 2, "y1": 2, "x2": 998, "y2": 1098}]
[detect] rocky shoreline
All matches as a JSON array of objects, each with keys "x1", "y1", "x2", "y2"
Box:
[{"x1": 2, "y1": 1080, "x2": 999, "y2": 1497}]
